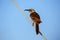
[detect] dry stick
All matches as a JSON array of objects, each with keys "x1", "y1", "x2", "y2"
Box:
[{"x1": 39, "y1": 31, "x2": 47, "y2": 40}]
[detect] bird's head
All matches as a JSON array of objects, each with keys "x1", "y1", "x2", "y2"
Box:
[{"x1": 24, "y1": 8, "x2": 35, "y2": 13}]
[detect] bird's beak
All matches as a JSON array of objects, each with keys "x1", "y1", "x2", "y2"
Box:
[{"x1": 24, "y1": 9, "x2": 30, "y2": 11}]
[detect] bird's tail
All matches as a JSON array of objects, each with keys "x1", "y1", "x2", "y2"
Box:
[
  {"x1": 35, "y1": 23, "x2": 40, "y2": 35},
  {"x1": 35, "y1": 23, "x2": 43, "y2": 35},
  {"x1": 35, "y1": 23, "x2": 47, "y2": 40}
]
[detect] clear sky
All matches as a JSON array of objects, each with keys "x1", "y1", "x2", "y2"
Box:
[{"x1": 0, "y1": 0, "x2": 60, "y2": 40}]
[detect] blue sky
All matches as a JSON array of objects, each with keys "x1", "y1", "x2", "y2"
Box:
[{"x1": 0, "y1": 0, "x2": 60, "y2": 40}]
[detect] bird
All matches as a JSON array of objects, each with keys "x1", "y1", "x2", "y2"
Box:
[{"x1": 24, "y1": 8, "x2": 42, "y2": 35}]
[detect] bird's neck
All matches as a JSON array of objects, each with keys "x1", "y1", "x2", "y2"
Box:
[{"x1": 29, "y1": 11, "x2": 35, "y2": 14}]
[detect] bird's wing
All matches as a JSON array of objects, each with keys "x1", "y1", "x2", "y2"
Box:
[
  {"x1": 31, "y1": 17, "x2": 40, "y2": 22},
  {"x1": 30, "y1": 12, "x2": 41, "y2": 23}
]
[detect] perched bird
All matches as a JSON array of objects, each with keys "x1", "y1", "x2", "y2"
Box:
[{"x1": 24, "y1": 8, "x2": 42, "y2": 35}]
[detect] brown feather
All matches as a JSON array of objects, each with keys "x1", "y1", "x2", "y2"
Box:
[{"x1": 35, "y1": 23, "x2": 39, "y2": 34}]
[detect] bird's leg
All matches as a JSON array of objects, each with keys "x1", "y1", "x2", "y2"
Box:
[
  {"x1": 32, "y1": 22, "x2": 34, "y2": 26},
  {"x1": 31, "y1": 20, "x2": 34, "y2": 26}
]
